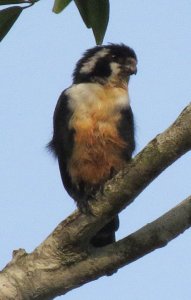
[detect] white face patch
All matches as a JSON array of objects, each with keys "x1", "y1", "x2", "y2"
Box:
[
  {"x1": 109, "y1": 62, "x2": 121, "y2": 76},
  {"x1": 79, "y1": 48, "x2": 110, "y2": 74}
]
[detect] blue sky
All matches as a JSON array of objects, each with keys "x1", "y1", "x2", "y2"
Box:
[{"x1": 0, "y1": 1, "x2": 191, "y2": 299}]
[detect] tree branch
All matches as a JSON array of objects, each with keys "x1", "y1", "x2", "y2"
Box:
[
  {"x1": 88, "y1": 195, "x2": 191, "y2": 276},
  {"x1": 0, "y1": 103, "x2": 191, "y2": 299},
  {"x1": 41, "y1": 102, "x2": 191, "y2": 250}
]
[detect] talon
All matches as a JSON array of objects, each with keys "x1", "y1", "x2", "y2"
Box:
[{"x1": 77, "y1": 197, "x2": 92, "y2": 215}]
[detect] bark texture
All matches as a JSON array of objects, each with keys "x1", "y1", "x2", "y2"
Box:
[{"x1": 0, "y1": 103, "x2": 191, "y2": 300}]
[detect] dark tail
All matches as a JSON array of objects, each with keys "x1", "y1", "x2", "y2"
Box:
[{"x1": 91, "y1": 215, "x2": 119, "y2": 247}]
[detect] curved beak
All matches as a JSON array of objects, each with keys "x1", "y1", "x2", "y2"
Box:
[{"x1": 126, "y1": 58, "x2": 137, "y2": 75}]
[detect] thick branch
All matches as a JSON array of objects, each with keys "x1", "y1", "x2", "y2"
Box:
[
  {"x1": 41, "y1": 103, "x2": 191, "y2": 251},
  {"x1": 1, "y1": 196, "x2": 191, "y2": 299},
  {"x1": 0, "y1": 104, "x2": 191, "y2": 299},
  {"x1": 88, "y1": 195, "x2": 191, "y2": 275}
]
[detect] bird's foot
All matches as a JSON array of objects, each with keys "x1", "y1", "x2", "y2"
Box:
[{"x1": 77, "y1": 196, "x2": 93, "y2": 215}]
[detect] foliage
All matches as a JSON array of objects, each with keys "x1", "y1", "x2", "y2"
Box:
[{"x1": 0, "y1": 0, "x2": 109, "y2": 44}]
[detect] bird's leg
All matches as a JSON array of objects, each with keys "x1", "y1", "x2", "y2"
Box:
[{"x1": 77, "y1": 195, "x2": 92, "y2": 214}]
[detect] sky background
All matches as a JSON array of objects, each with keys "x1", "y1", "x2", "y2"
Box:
[{"x1": 0, "y1": 0, "x2": 191, "y2": 299}]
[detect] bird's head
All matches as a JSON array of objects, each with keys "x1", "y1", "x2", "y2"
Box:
[{"x1": 73, "y1": 43, "x2": 137, "y2": 86}]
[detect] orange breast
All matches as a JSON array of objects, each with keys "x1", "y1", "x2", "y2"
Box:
[{"x1": 67, "y1": 84, "x2": 129, "y2": 185}]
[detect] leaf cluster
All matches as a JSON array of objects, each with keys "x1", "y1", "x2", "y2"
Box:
[{"x1": 0, "y1": 0, "x2": 109, "y2": 44}]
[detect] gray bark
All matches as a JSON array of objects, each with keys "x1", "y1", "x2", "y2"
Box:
[{"x1": 0, "y1": 103, "x2": 191, "y2": 300}]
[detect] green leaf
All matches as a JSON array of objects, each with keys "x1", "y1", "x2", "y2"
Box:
[
  {"x1": 88, "y1": 0, "x2": 109, "y2": 45},
  {"x1": 0, "y1": 0, "x2": 28, "y2": 4},
  {"x1": 53, "y1": 0, "x2": 72, "y2": 14},
  {"x1": 0, "y1": 6, "x2": 23, "y2": 42},
  {"x1": 74, "y1": 0, "x2": 91, "y2": 28},
  {"x1": 74, "y1": 0, "x2": 109, "y2": 44}
]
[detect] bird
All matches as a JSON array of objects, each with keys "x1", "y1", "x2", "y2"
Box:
[{"x1": 48, "y1": 43, "x2": 137, "y2": 247}]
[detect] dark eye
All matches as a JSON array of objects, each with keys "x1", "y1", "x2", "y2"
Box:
[{"x1": 111, "y1": 55, "x2": 119, "y2": 62}]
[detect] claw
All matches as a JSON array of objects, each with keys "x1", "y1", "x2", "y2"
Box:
[{"x1": 77, "y1": 196, "x2": 93, "y2": 215}]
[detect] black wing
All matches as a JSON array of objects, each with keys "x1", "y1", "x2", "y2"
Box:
[
  {"x1": 48, "y1": 90, "x2": 73, "y2": 157},
  {"x1": 118, "y1": 106, "x2": 135, "y2": 160},
  {"x1": 48, "y1": 90, "x2": 76, "y2": 199}
]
